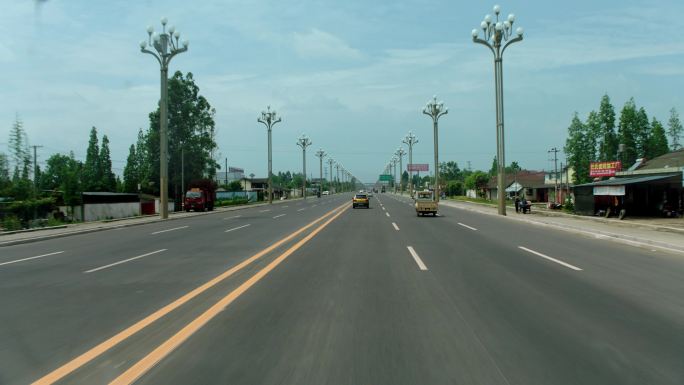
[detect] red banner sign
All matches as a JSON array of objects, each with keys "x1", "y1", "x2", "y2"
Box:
[
  {"x1": 589, "y1": 161, "x2": 622, "y2": 177},
  {"x1": 408, "y1": 163, "x2": 429, "y2": 172}
]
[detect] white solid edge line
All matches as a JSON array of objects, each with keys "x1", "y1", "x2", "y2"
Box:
[
  {"x1": 518, "y1": 246, "x2": 583, "y2": 271},
  {"x1": 273, "y1": 214, "x2": 286, "y2": 219},
  {"x1": 0, "y1": 251, "x2": 65, "y2": 267},
  {"x1": 223, "y1": 215, "x2": 241, "y2": 220},
  {"x1": 84, "y1": 249, "x2": 167, "y2": 273},
  {"x1": 151, "y1": 226, "x2": 189, "y2": 235},
  {"x1": 392, "y1": 222, "x2": 400, "y2": 231},
  {"x1": 225, "y1": 224, "x2": 251, "y2": 233},
  {"x1": 458, "y1": 222, "x2": 478, "y2": 231},
  {"x1": 407, "y1": 246, "x2": 428, "y2": 271}
]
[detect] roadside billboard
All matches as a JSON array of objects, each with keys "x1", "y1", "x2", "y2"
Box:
[
  {"x1": 589, "y1": 161, "x2": 622, "y2": 177},
  {"x1": 408, "y1": 164, "x2": 429, "y2": 172}
]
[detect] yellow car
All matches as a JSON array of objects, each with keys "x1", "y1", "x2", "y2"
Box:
[{"x1": 352, "y1": 193, "x2": 370, "y2": 209}]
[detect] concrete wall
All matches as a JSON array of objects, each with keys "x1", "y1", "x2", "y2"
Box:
[{"x1": 59, "y1": 203, "x2": 140, "y2": 222}]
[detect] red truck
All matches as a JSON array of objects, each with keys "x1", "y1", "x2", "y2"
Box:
[{"x1": 184, "y1": 179, "x2": 217, "y2": 212}]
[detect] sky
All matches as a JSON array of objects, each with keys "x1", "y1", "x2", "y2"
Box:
[{"x1": 1, "y1": 0, "x2": 683, "y2": 184}]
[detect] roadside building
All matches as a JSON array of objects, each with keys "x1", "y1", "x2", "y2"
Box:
[
  {"x1": 239, "y1": 177, "x2": 286, "y2": 201},
  {"x1": 573, "y1": 149, "x2": 684, "y2": 216},
  {"x1": 485, "y1": 171, "x2": 549, "y2": 202}
]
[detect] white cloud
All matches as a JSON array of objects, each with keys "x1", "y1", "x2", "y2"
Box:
[{"x1": 292, "y1": 29, "x2": 363, "y2": 60}]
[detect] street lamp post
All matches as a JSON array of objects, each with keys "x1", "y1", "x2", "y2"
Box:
[
  {"x1": 296, "y1": 134, "x2": 312, "y2": 199},
  {"x1": 315, "y1": 149, "x2": 326, "y2": 196},
  {"x1": 258, "y1": 106, "x2": 282, "y2": 204},
  {"x1": 422, "y1": 96, "x2": 448, "y2": 203},
  {"x1": 403, "y1": 131, "x2": 418, "y2": 197},
  {"x1": 336, "y1": 164, "x2": 340, "y2": 193},
  {"x1": 140, "y1": 17, "x2": 188, "y2": 219},
  {"x1": 395, "y1": 148, "x2": 406, "y2": 194},
  {"x1": 472, "y1": 4, "x2": 524, "y2": 215}
]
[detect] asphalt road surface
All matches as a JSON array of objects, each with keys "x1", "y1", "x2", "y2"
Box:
[{"x1": 2, "y1": 193, "x2": 683, "y2": 385}]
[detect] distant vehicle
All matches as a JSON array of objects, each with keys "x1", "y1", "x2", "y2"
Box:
[
  {"x1": 184, "y1": 179, "x2": 217, "y2": 212},
  {"x1": 322, "y1": 191, "x2": 330, "y2": 195},
  {"x1": 381, "y1": 186, "x2": 386, "y2": 193},
  {"x1": 367, "y1": 192, "x2": 374, "y2": 197},
  {"x1": 352, "y1": 193, "x2": 370, "y2": 209},
  {"x1": 415, "y1": 190, "x2": 437, "y2": 216}
]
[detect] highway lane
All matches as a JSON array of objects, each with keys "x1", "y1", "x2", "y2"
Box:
[
  {"x1": 4, "y1": 191, "x2": 684, "y2": 384},
  {"x1": 131, "y1": 193, "x2": 683, "y2": 385},
  {"x1": 0, "y1": 195, "x2": 350, "y2": 385},
  {"x1": 379, "y1": 193, "x2": 684, "y2": 384}
]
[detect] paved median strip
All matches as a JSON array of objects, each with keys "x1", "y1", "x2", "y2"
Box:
[
  {"x1": 407, "y1": 246, "x2": 428, "y2": 271},
  {"x1": 31, "y1": 201, "x2": 349, "y2": 385},
  {"x1": 518, "y1": 246, "x2": 582, "y2": 271},
  {"x1": 225, "y1": 224, "x2": 251, "y2": 233},
  {"x1": 150, "y1": 226, "x2": 188, "y2": 235},
  {"x1": 0, "y1": 251, "x2": 65, "y2": 267},
  {"x1": 84, "y1": 249, "x2": 167, "y2": 274}
]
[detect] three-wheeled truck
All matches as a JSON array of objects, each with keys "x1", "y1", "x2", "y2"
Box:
[{"x1": 415, "y1": 190, "x2": 438, "y2": 216}]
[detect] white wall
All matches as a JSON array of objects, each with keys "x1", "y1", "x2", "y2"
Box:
[
  {"x1": 154, "y1": 199, "x2": 175, "y2": 214},
  {"x1": 84, "y1": 202, "x2": 140, "y2": 222}
]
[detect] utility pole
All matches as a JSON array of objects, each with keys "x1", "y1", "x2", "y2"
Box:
[
  {"x1": 327, "y1": 158, "x2": 334, "y2": 193},
  {"x1": 181, "y1": 146, "x2": 185, "y2": 209},
  {"x1": 225, "y1": 157, "x2": 228, "y2": 187},
  {"x1": 549, "y1": 147, "x2": 559, "y2": 203}
]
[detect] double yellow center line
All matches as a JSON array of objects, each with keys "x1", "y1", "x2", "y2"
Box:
[{"x1": 33, "y1": 202, "x2": 350, "y2": 385}]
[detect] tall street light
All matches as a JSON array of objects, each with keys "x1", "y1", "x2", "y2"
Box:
[
  {"x1": 422, "y1": 96, "x2": 448, "y2": 203},
  {"x1": 296, "y1": 134, "x2": 312, "y2": 199},
  {"x1": 472, "y1": 4, "x2": 524, "y2": 215},
  {"x1": 395, "y1": 148, "x2": 406, "y2": 194},
  {"x1": 335, "y1": 163, "x2": 340, "y2": 192},
  {"x1": 258, "y1": 106, "x2": 282, "y2": 204},
  {"x1": 140, "y1": 17, "x2": 188, "y2": 219},
  {"x1": 403, "y1": 131, "x2": 418, "y2": 197},
  {"x1": 315, "y1": 149, "x2": 326, "y2": 195}
]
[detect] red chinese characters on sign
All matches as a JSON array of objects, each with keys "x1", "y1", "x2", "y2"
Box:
[
  {"x1": 408, "y1": 164, "x2": 429, "y2": 172},
  {"x1": 589, "y1": 161, "x2": 622, "y2": 177}
]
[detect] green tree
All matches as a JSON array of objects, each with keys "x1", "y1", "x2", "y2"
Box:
[
  {"x1": 227, "y1": 180, "x2": 243, "y2": 192},
  {"x1": 145, "y1": 72, "x2": 218, "y2": 198},
  {"x1": 0, "y1": 153, "x2": 10, "y2": 195},
  {"x1": 123, "y1": 144, "x2": 138, "y2": 193},
  {"x1": 445, "y1": 180, "x2": 464, "y2": 196},
  {"x1": 40, "y1": 152, "x2": 82, "y2": 209},
  {"x1": 505, "y1": 161, "x2": 522, "y2": 174},
  {"x1": 489, "y1": 156, "x2": 497, "y2": 176},
  {"x1": 585, "y1": 110, "x2": 600, "y2": 160},
  {"x1": 635, "y1": 107, "x2": 651, "y2": 158},
  {"x1": 668, "y1": 108, "x2": 682, "y2": 150},
  {"x1": 617, "y1": 99, "x2": 638, "y2": 168},
  {"x1": 464, "y1": 171, "x2": 489, "y2": 197},
  {"x1": 439, "y1": 161, "x2": 462, "y2": 181},
  {"x1": 597, "y1": 94, "x2": 618, "y2": 161},
  {"x1": 565, "y1": 112, "x2": 592, "y2": 184},
  {"x1": 99, "y1": 135, "x2": 116, "y2": 191},
  {"x1": 648, "y1": 118, "x2": 669, "y2": 159},
  {"x1": 135, "y1": 128, "x2": 151, "y2": 192},
  {"x1": 83, "y1": 127, "x2": 101, "y2": 191}
]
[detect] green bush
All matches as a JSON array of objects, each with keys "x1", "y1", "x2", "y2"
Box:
[
  {"x1": 2, "y1": 215, "x2": 22, "y2": 231},
  {"x1": 563, "y1": 197, "x2": 575, "y2": 213}
]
